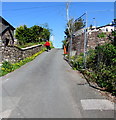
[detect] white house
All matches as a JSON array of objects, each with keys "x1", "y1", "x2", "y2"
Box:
[{"x1": 97, "y1": 24, "x2": 114, "y2": 32}]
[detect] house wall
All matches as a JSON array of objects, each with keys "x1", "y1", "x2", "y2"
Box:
[
  {"x1": 98, "y1": 26, "x2": 114, "y2": 32},
  {"x1": 0, "y1": 20, "x2": 15, "y2": 46},
  {"x1": 0, "y1": 44, "x2": 44, "y2": 63},
  {"x1": 2, "y1": 30, "x2": 14, "y2": 45}
]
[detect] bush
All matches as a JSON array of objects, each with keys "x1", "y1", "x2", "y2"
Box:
[
  {"x1": 69, "y1": 43, "x2": 116, "y2": 95},
  {"x1": 86, "y1": 43, "x2": 116, "y2": 95},
  {"x1": 70, "y1": 53, "x2": 84, "y2": 70},
  {"x1": 0, "y1": 61, "x2": 14, "y2": 76},
  {"x1": 97, "y1": 32, "x2": 106, "y2": 38}
]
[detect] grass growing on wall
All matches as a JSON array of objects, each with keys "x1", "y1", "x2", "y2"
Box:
[{"x1": 0, "y1": 48, "x2": 45, "y2": 77}]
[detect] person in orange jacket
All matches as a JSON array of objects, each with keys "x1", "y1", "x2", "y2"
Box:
[{"x1": 44, "y1": 40, "x2": 51, "y2": 52}]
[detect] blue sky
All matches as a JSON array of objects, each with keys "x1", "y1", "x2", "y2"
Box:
[{"x1": 1, "y1": 2, "x2": 115, "y2": 48}]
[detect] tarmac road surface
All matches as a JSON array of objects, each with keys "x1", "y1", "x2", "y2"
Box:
[{"x1": 1, "y1": 49, "x2": 115, "y2": 118}]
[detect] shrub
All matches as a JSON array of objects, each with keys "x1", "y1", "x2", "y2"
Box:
[
  {"x1": 97, "y1": 32, "x2": 106, "y2": 38},
  {"x1": 69, "y1": 43, "x2": 116, "y2": 95},
  {"x1": 0, "y1": 61, "x2": 14, "y2": 76},
  {"x1": 86, "y1": 43, "x2": 116, "y2": 95},
  {"x1": 70, "y1": 53, "x2": 84, "y2": 70}
]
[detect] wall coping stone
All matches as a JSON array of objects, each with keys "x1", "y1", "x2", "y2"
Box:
[
  {"x1": 0, "y1": 44, "x2": 43, "y2": 51},
  {"x1": 21, "y1": 44, "x2": 42, "y2": 50},
  {"x1": 0, "y1": 44, "x2": 44, "y2": 63}
]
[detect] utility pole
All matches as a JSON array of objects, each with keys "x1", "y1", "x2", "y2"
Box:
[
  {"x1": 66, "y1": 2, "x2": 72, "y2": 60},
  {"x1": 83, "y1": 11, "x2": 88, "y2": 69},
  {"x1": 66, "y1": 2, "x2": 70, "y2": 24}
]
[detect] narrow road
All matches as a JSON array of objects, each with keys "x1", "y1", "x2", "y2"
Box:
[{"x1": 1, "y1": 49, "x2": 115, "y2": 118}]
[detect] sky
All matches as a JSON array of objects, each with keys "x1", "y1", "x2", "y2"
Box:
[{"x1": 1, "y1": 2, "x2": 115, "y2": 48}]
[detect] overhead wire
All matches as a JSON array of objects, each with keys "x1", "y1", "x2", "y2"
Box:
[
  {"x1": 2, "y1": 4, "x2": 65, "y2": 12},
  {"x1": 2, "y1": 3, "x2": 66, "y2": 23},
  {"x1": 2, "y1": 6, "x2": 65, "y2": 20}
]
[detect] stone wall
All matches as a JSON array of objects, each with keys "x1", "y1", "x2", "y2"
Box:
[
  {"x1": 0, "y1": 44, "x2": 44, "y2": 63},
  {"x1": 72, "y1": 31, "x2": 112, "y2": 55}
]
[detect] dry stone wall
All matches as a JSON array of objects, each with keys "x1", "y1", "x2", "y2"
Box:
[
  {"x1": 0, "y1": 44, "x2": 44, "y2": 63},
  {"x1": 72, "y1": 31, "x2": 112, "y2": 55}
]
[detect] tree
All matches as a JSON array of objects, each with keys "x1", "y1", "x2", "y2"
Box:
[
  {"x1": 30, "y1": 25, "x2": 43, "y2": 42},
  {"x1": 15, "y1": 25, "x2": 29, "y2": 45},
  {"x1": 39, "y1": 28, "x2": 50, "y2": 41},
  {"x1": 64, "y1": 18, "x2": 85, "y2": 39},
  {"x1": 74, "y1": 18, "x2": 85, "y2": 31},
  {"x1": 15, "y1": 24, "x2": 51, "y2": 45},
  {"x1": 64, "y1": 28, "x2": 70, "y2": 38},
  {"x1": 63, "y1": 18, "x2": 85, "y2": 52}
]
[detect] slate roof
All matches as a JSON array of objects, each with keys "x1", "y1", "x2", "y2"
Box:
[{"x1": 0, "y1": 16, "x2": 15, "y2": 34}]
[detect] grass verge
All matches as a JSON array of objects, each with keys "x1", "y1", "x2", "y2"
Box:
[{"x1": 0, "y1": 48, "x2": 45, "y2": 77}]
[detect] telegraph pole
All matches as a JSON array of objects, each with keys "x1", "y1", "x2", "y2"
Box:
[
  {"x1": 66, "y1": 2, "x2": 70, "y2": 23},
  {"x1": 66, "y1": 2, "x2": 72, "y2": 60}
]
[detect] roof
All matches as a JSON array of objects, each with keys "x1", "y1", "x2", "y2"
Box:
[
  {"x1": 0, "y1": 25, "x2": 10, "y2": 35},
  {"x1": 0, "y1": 16, "x2": 15, "y2": 34},
  {"x1": 96, "y1": 24, "x2": 114, "y2": 29}
]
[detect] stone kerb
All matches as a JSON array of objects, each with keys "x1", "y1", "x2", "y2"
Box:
[{"x1": 0, "y1": 44, "x2": 43, "y2": 63}]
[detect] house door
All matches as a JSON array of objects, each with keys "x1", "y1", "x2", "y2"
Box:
[{"x1": 3, "y1": 38, "x2": 9, "y2": 46}]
